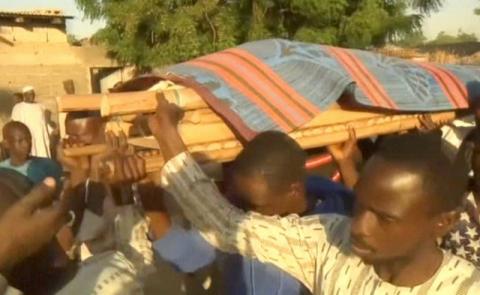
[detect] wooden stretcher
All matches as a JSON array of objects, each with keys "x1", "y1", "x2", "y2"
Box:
[{"x1": 57, "y1": 81, "x2": 461, "y2": 174}]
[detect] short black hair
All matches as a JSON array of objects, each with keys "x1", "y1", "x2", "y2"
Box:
[
  {"x1": 373, "y1": 132, "x2": 468, "y2": 213},
  {"x1": 65, "y1": 111, "x2": 102, "y2": 122},
  {"x1": 232, "y1": 131, "x2": 307, "y2": 193},
  {"x1": 2, "y1": 121, "x2": 31, "y2": 139}
]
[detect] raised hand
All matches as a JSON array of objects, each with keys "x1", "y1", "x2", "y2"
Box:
[
  {"x1": 90, "y1": 131, "x2": 132, "y2": 183},
  {"x1": 327, "y1": 128, "x2": 359, "y2": 189},
  {"x1": 147, "y1": 93, "x2": 187, "y2": 162},
  {"x1": 417, "y1": 114, "x2": 450, "y2": 133},
  {"x1": 148, "y1": 92, "x2": 184, "y2": 137},
  {"x1": 57, "y1": 140, "x2": 89, "y2": 187},
  {"x1": 110, "y1": 154, "x2": 146, "y2": 185},
  {"x1": 0, "y1": 178, "x2": 69, "y2": 274},
  {"x1": 327, "y1": 127, "x2": 358, "y2": 163}
]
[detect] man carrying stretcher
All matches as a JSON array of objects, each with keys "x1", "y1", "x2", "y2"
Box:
[{"x1": 146, "y1": 95, "x2": 480, "y2": 295}]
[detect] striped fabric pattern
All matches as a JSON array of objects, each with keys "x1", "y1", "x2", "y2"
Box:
[{"x1": 157, "y1": 39, "x2": 480, "y2": 139}]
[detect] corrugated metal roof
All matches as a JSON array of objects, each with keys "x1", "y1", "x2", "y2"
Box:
[{"x1": 0, "y1": 9, "x2": 73, "y2": 19}]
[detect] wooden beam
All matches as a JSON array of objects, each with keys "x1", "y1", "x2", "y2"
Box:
[
  {"x1": 56, "y1": 89, "x2": 208, "y2": 114},
  {"x1": 63, "y1": 111, "x2": 457, "y2": 167}
]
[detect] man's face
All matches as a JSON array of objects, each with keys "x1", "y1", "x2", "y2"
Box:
[
  {"x1": 5, "y1": 129, "x2": 31, "y2": 163},
  {"x1": 228, "y1": 172, "x2": 294, "y2": 216},
  {"x1": 65, "y1": 118, "x2": 101, "y2": 146},
  {"x1": 23, "y1": 90, "x2": 35, "y2": 103},
  {"x1": 351, "y1": 158, "x2": 438, "y2": 264}
]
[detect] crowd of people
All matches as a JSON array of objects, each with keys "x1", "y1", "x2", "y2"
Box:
[{"x1": 0, "y1": 86, "x2": 479, "y2": 295}]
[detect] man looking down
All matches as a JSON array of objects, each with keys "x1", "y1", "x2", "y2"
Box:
[
  {"x1": 152, "y1": 131, "x2": 353, "y2": 295},
  {"x1": 148, "y1": 95, "x2": 480, "y2": 294}
]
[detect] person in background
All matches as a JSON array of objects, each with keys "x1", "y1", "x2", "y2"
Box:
[
  {"x1": 148, "y1": 96, "x2": 480, "y2": 295},
  {"x1": 0, "y1": 175, "x2": 70, "y2": 295},
  {"x1": 10, "y1": 86, "x2": 51, "y2": 158},
  {"x1": 435, "y1": 86, "x2": 480, "y2": 267},
  {"x1": 0, "y1": 149, "x2": 151, "y2": 295},
  {"x1": 440, "y1": 137, "x2": 480, "y2": 267},
  {"x1": 151, "y1": 131, "x2": 354, "y2": 295},
  {"x1": 55, "y1": 112, "x2": 155, "y2": 294},
  {"x1": 0, "y1": 121, "x2": 62, "y2": 185},
  {"x1": 55, "y1": 145, "x2": 151, "y2": 295}
]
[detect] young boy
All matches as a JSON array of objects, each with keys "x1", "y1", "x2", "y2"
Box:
[{"x1": 1, "y1": 121, "x2": 62, "y2": 185}]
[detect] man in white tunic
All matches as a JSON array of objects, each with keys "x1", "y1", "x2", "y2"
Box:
[
  {"x1": 10, "y1": 86, "x2": 51, "y2": 158},
  {"x1": 148, "y1": 96, "x2": 480, "y2": 295}
]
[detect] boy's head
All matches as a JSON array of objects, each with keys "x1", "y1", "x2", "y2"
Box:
[
  {"x1": 2, "y1": 121, "x2": 31, "y2": 164},
  {"x1": 228, "y1": 131, "x2": 307, "y2": 216},
  {"x1": 351, "y1": 133, "x2": 467, "y2": 264},
  {"x1": 65, "y1": 111, "x2": 105, "y2": 146}
]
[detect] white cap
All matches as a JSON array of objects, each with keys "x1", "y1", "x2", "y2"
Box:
[{"x1": 22, "y1": 86, "x2": 34, "y2": 93}]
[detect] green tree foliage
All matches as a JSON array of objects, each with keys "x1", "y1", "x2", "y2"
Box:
[
  {"x1": 76, "y1": 0, "x2": 444, "y2": 67},
  {"x1": 428, "y1": 30, "x2": 478, "y2": 45},
  {"x1": 393, "y1": 31, "x2": 427, "y2": 47}
]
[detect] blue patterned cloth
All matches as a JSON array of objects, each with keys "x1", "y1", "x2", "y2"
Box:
[{"x1": 156, "y1": 39, "x2": 480, "y2": 138}]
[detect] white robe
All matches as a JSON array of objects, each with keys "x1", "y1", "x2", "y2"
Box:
[{"x1": 11, "y1": 102, "x2": 51, "y2": 158}]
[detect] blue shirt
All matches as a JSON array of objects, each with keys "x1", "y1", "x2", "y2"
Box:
[
  {"x1": 154, "y1": 175, "x2": 353, "y2": 295},
  {"x1": 0, "y1": 157, "x2": 62, "y2": 185}
]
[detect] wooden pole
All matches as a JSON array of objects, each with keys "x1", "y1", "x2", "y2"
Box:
[
  {"x1": 57, "y1": 89, "x2": 209, "y2": 115},
  {"x1": 56, "y1": 94, "x2": 103, "y2": 112},
  {"x1": 63, "y1": 111, "x2": 457, "y2": 164},
  {"x1": 100, "y1": 89, "x2": 208, "y2": 116}
]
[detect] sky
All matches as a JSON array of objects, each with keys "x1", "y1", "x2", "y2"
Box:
[{"x1": 1, "y1": 0, "x2": 479, "y2": 40}]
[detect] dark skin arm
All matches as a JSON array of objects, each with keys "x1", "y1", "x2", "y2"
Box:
[
  {"x1": 113, "y1": 160, "x2": 173, "y2": 240},
  {"x1": 143, "y1": 94, "x2": 190, "y2": 239},
  {"x1": 95, "y1": 131, "x2": 173, "y2": 240},
  {"x1": 56, "y1": 141, "x2": 89, "y2": 187},
  {"x1": 327, "y1": 128, "x2": 359, "y2": 189},
  {"x1": 147, "y1": 93, "x2": 187, "y2": 162}
]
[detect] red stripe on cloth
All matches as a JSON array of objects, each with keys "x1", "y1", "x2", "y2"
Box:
[
  {"x1": 162, "y1": 73, "x2": 257, "y2": 140},
  {"x1": 187, "y1": 60, "x2": 294, "y2": 130},
  {"x1": 225, "y1": 48, "x2": 320, "y2": 116},
  {"x1": 326, "y1": 47, "x2": 383, "y2": 108},
  {"x1": 339, "y1": 48, "x2": 397, "y2": 109},
  {"x1": 417, "y1": 63, "x2": 462, "y2": 108},
  {"x1": 199, "y1": 53, "x2": 308, "y2": 127},
  {"x1": 434, "y1": 65, "x2": 469, "y2": 108},
  {"x1": 305, "y1": 154, "x2": 333, "y2": 170}
]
